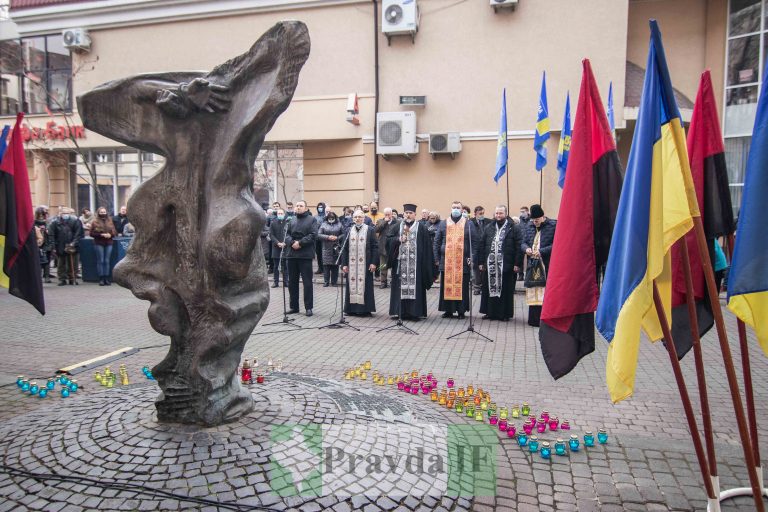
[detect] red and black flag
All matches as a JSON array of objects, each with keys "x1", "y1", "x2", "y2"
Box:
[
  {"x1": 539, "y1": 60, "x2": 623, "y2": 379},
  {"x1": 0, "y1": 113, "x2": 45, "y2": 314},
  {"x1": 669, "y1": 70, "x2": 734, "y2": 358}
]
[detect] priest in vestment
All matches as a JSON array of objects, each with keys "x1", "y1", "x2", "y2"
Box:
[
  {"x1": 434, "y1": 201, "x2": 474, "y2": 319},
  {"x1": 342, "y1": 210, "x2": 378, "y2": 316},
  {"x1": 388, "y1": 203, "x2": 435, "y2": 319},
  {"x1": 479, "y1": 205, "x2": 523, "y2": 321}
]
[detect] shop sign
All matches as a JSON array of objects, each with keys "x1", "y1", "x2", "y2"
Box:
[{"x1": 22, "y1": 121, "x2": 86, "y2": 143}]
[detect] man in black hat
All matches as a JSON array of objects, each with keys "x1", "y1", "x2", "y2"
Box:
[
  {"x1": 521, "y1": 203, "x2": 556, "y2": 326},
  {"x1": 387, "y1": 203, "x2": 435, "y2": 319}
]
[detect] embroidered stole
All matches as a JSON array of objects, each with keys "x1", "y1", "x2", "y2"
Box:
[
  {"x1": 399, "y1": 222, "x2": 418, "y2": 300},
  {"x1": 348, "y1": 224, "x2": 368, "y2": 304},
  {"x1": 487, "y1": 220, "x2": 509, "y2": 298},
  {"x1": 526, "y1": 229, "x2": 545, "y2": 306},
  {"x1": 444, "y1": 217, "x2": 466, "y2": 300}
]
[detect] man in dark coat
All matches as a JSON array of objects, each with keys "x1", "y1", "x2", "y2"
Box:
[
  {"x1": 269, "y1": 208, "x2": 289, "y2": 288},
  {"x1": 434, "y1": 201, "x2": 474, "y2": 319},
  {"x1": 342, "y1": 210, "x2": 378, "y2": 316},
  {"x1": 478, "y1": 205, "x2": 523, "y2": 321},
  {"x1": 50, "y1": 207, "x2": 84, "y2": 286},
  {"x1": 521, "y1": 203, "x2": 556, "y2": 326},
  {"x1": 112, "y1": 206, "x2": 129, "y2": 235},
  {"x1": 285, "y1": 200, "x2": 318, "y2": 316},
  {"x1": 470, "y1": 205, "x2": 491, "y2": 294},
  {"x1": 387, "y1": 203, "x2": 435, "y2": 320},
  {"x1": 374, "y1": 207, "x2": 399, "y2": 289},
  {"x1": 313, "y1": 201, "x2": 327, "y2": 274}
]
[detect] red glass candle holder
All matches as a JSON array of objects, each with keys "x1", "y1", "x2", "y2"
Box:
[
  {"x1": 560, "y1": 420, "x2": 571, "y2": 430},
  {"x1": 507, "y1": 424, "x2": 517, "y2": 437},
  {"x1": 256, "y1": 374, "x2": 265, "y2": 384},
  {"x1": 489, "y1": 414, "x2": 498, "y2": 426},
  {"x1": 523, "y1": 420, "x2": 534, "y2": 435},
  {"x1": 447, "y1": 378, "x2": 455, "y2": 388},
  {"x1": 241, "y1": 367, "x2": 252, "y2": 384},
  {"x1": 536, "y1": 418, "x2": 547, "y2": 434},
  {"x1": 498, "y1": 419, "x2": 508, "y2": 432},
  {"x1": 540, "y1": 410, "x2": 550, "y2": 422},
  {"x1": 397, "y1": 381, "x2": 405, "y2": 391},
  {"x1": 548, "y1": 417, "x2": 559, "y2": 431},
  {"x1": 410, "y1": 386, "x2": 418, "y2": 395},
  {"x1": 404, "y1": 384, "x2": 411, "y2": 393}
]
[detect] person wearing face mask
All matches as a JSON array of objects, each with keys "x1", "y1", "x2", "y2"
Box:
[
  {"x1": 90, "y1": 207, "x2": 118, "y2": 286},
  {"x1": 366, "y1": 201, "x2": 383, "y2": 224},
  {"x1": 50, "y1": 207, "x2": 84, "y2": 286},
  {"x1": 434, "y1": 201, "x2": 474, "y2": 319},
  {"x1": 342, "y1": 210, "x2": 378, "y2": 316},
  {"x1": 314, "y1": 202, "x2": 327, "y2": 275},
  {"x1": 374, "y1": 207, "x2": 399, "y2": 289},
  {"x1": 387, "y1": 203, "x2": 435, "y2": 320},
  {"x1": 284, "y1": 200, "x2": 318, "y2": 316},
  {"x1": 317, "y1": 210, "x2": 344, "y2": 287},
  {"x1": 269, "y1": 208, "x2": 289, "y2": 288},
  {"x1": 521, "y1": 204, "x2": 556, "y2": 326},
  {"x1": 478, "y1": 205, "x2": 523, "y2": 321},
  {"x1": 112, "y1": 206, "x2": 129, "y2": 236},
  {"x1": 470, "y1": 206, "x2": 491, "y2": 295}
]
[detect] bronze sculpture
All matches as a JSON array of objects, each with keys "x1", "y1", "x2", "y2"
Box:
[{"x1": 78, "y1": 21, "x2": 311, "y2": 426}]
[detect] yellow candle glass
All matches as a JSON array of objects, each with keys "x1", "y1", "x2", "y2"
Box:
[
  {"x1": 481, "y1": 401, "x2": 488, "y2": 411},
  {"x1": 474, "y1": 411, "x2": 484, "y2": 421},
  {"x1": 430, "y1": 390, "x2": 438, "y2": 401},
  {"x1": 360, "y1": 372, "x2": 367, "y2": 380},
  {"x1": 364, "y1": 361, "x2": 372, "y2": 370},
  {"x1": 439, "y1": 395, "x2": 446, "y2": 406},
  {"x1": 466, "y1": 385, "x2": 474, "y2": 396},
  {"x1": 388, "y1": 376, "x2": 395, "y2": 385},
  {"x1": 457, "y1": 388, "x2": 464, "y2": 398}
]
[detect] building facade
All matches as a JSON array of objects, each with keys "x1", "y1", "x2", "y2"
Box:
[{"x1": 0, "y1": 0, "x2": 750, "y2": 219}]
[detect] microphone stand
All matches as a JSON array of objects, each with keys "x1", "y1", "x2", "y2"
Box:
[
  {"x1": 377, "y1": 225, "x2": 418, "y2": 335},
  {"x1": 264, "y1": 220, "x2": 302, "y2": 329},
  {"x1": 320, "y1": 226, "x2": 359, "y2": 331},
  {"x1": 448, "y1": 218, "x2": 493, "y2": 342}
]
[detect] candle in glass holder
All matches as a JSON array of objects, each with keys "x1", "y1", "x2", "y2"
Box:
[
  {"x1": 404, "y1": 383, "x2": 411, "y2": 393},
  {"x1": 21, "y1": 380, "x2": 30, "y2": 392},
  {"x1": 448, "y1": 390, "x2": 456, "y2": 401},
  {"x1": 488, "y1": 402, "x2": 497, "y2": 413},
  {"x1": 427, "y1": 371, "x2": 433, "y2": 381},
  {"x1": 60, "y1": 375, "x2": 70, "y2": 386},
  {"x1": 475, "y1": 411, "x2": 484, "y2": 422},
  {"x1": 421, "y1": 384, "x2": 430, "y2": 395},
  {"x1": 29, "y1": 381, "x2": 39, "y2": 395},
  {"x1": 364, "y1": 361, "x2": 372, "y2": 370},
  {"x1": 536, "y1": 418, "x2": 547, "y2": 434},
  {"x1": 474, "y1": 395, "x2": 482, "y2": 406},
  {"x1": 61, "y1": 387, "x2": 70, "y2": 398},
  {"x1": 455, "y1": 401, "x2": 463, "y2": 414},
  {"x1": 16, "y1": 376, "x2": 24, "y2": 388},
  {"x1": 387, "y1": 376, "x2": 395, "y2": 385},
  {"x1": 540, "y1": 441, "x2": 551, "y2": 459},
  {"x1": 521, "y1": 402, "x2": 531, "y2": 416},
  {"x1": 489, "y1": 414, "x2": 498, "y2": 426},
  {"x1": 569, "y1": 435, "x2": 580, "y2": 452},
  {"x1": 584, "y1": 431, "x2": 595, "y2": 447},
  {"x1": 38, "y1": 388, "x2": 48, "y2": 398},
  {"x1": 430, "y1": 390, "x2": 438, "y2": 401},
  {"x1": 466, "y1": 384, "x2": 474, "y2": 396},
  {"x1": 447, "y1": 399, "x2": 454, "y2": 409},
  {"x1": 361, "y1": 372, "x2": 369, "y2": 380},
  {"x1": 466, "y1": 405, "x2": 475, "y2": 417},
  {"x1": 555, "y1": 438, "x2": 567, "y2": 456},
  {"x1": 598, "y1": 428, "x2": 608, "y2": 444},
  {"x1": 560, "y1": 420, "x2": 571, "y2": 430},
  {"x1": 480, "y1": 401, "x2": 488, "y2": 411},
  {"x1": 499, "y1": 407, "x2": 508, "y2": 420},
  {"x1": 517, "y1": 432, "x2": 528, "y2": 447},
  {"x1": 548, "y1": 417, "x2": 559, "y2": 431},
  {"x1": 511, "y1": 405, "x2": 520, "y2": 419},
  {"x1": 446, "y1": 378, "x2": 455, "y2": 388},
  {"x1": 457, "y1": 388, "x2": 464, "y2": 398},
  {"x1": 46, "y1": 379, "x2": 55, "y2": 390},
  {"x1": 498, "y1": 419, "x2": 508, "y2": 432},
  {"x1": 540, "y1": 410, "x2": 550, "y2": 422},
  {"x1": 255, "y1": 373, "x2": 264, "y2": 384},
  {"x1": 69, "y1": 380, "x2": 78, "y2": 393},
  {"x1": 241, "y1": 359, "x2": 252, "y2": 385},
  {"x1": 507, "y1": 424, "x2": 516, "y2": 437},
  {"x1": 409, "y1": 369, "x2": 417, "y2": 378},
  {"x1": 276, "y1": 359, "x2": 284, "y2": 372},
  {"x1": 528, "y1": 436, "x2": 539, "y2": 453},
  {"x1": 523, "y1": 420, "x2": 534, "y2": 435},
  {"x1": 397, "y1": 381, "x2": 405, "y2": 390},
  {"x1": 345, "y1": 370, "x2": 353, "y2": 380},
  {"x1": 410, "y1": 386, "x2": 418, "y2": 395},
  {"x1": 439, "y1": 394, "x2": 447, "y2": 406}
]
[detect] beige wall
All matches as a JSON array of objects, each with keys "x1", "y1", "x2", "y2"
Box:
[
  {"x1": 27, "y1": 151, "x2": 70, "y2": 212},
  {"x1": 304, "y1": 139, "x2": 365, "y2": 209}
]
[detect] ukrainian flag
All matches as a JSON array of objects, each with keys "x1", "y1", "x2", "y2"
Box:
[
  {"x1": 727, "y1": 67, "x2": 768, "y2": 356},
  {"x1": 556, "y1": 92, "x2": 571, "y2": 189},
  {"x1": 595, "y1": 20, "x2": 698, "y2": 403},
  {"x1": 534, "y1": 72, "x2": 550, "y2": 171},
  {"x1": 494, "y1": 88, "x2": 508, "y2": 183}
]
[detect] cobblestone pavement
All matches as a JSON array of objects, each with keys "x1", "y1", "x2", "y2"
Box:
[{"x1": 1, "y1": 277, "x2": 767, "y2": 511}]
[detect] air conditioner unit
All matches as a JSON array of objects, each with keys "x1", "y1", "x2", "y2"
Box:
[
  {"x1": 491, "y1": 0, "x2": 518, "y2": 13},
  {"x1": 62, "y1": 28, "x2": 91, "y2": 52},
  {"x1": 376, "y1": 111, "x2": 418, "y2": 159},
  {"x1": 429, "y1": 132, "x2": 461, "y2": 159},
  {"x1": 382, "y1": 0, "x2": 419, "y2": 43}
]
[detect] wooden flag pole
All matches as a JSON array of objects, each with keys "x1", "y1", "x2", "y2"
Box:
[
  {"x1": 679, "y1": 239, "x2": 719, "y2": 485},
  {"x1": 691, "y1": 218, "x2": 765, "y2": 511},
  {"x1": 651, "y1": 281, "x2": 716, "y2": 501},
  {"x1": 538, "y1": 168, "x2": 543, "y2": 205}
]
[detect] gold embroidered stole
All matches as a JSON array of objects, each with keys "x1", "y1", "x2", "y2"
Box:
[{"x1": 443, "y1": 217, "x2": 466, "y2": 300}]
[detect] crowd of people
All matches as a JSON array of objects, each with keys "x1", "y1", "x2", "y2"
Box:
[
  {"x1": 262, "y1": 199, "x2": 556, "y2": 326},
  {"x1": 33, "y1": 205, "x2": 134, "y2": 286}
]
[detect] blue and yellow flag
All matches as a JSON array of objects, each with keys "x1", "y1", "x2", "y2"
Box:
[
  {"x1": 556, "y1": 92, "x2": 572, "y2": 188},
  {"x1": 494, "y1": 88, "x2": 508, "y2": 183},
  {"x1": 727, "y1": 67, "x2": 768, "y2": 356},
  {"x1": 534, "y1": 72, "x2": 550, "y2": 171},
  {"x1": 595, "y1": 20, "x2": 698, "y2": 403},
  {"x1": 607, "y1": 81, "x2": 616, "y2": 141}
]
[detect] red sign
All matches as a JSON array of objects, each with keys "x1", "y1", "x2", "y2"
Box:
[{"x1": 22, "y1": 121, "x2": 86, "y2": 143}]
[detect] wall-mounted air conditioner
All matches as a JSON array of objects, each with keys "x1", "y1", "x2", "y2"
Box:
[
  {"x1": 382, "y1": 0, "x2": 419, "y2": 44},
  {"x1": 376, "y1": 111, "x2": 418, "y2": 159},
  {"x1": 429, "y1": 132, "x2": 461, "y2": 159},
  {"x1": 491, "y1": 0, "x2": 518, "y2": 13},
  {"x1": 62, "y1": 28, "x2": 91, "y2": 52}
]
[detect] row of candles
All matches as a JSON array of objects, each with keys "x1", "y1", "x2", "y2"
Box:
[
  {"x1": 16, "y1": 374, "x2": 78, "y2": 398},
  {"x1": 93, "y1": 364, "x2": 154, "y2": 387},
  {"x1": 344, "y1": 361, "x2": 609, "y2": 459},
  {"x1": 240, "y1": 357, "x2": 283, "y2": 385}
]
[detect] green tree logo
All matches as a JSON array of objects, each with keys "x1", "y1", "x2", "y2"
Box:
[{"x1": 269, "y1": 424, "x2": 323, "y2": 496}]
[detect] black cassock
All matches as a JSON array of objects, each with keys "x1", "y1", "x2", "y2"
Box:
[
  {"x1": 479, "y1": 220, "x2": 523, "y2": 320},
  {"x1": 387, "y1": 221, "x2": 435, "y2": 319},
  {"x1": 342, "y1": 224, "x2": 378, "y2": 315}
]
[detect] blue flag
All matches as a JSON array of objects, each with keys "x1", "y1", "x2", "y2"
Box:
[
  {"x1": 534, "y1": 72, "x2": 550, "y2": 171},
  {"x1": 556, "y1": 92, "x2": 572, "y2": 188},
  {"x1": 607, "y1": 81, "x2": 616, "y2": 140},
  {"x1": 494, "y1": 88, "x2": 508, "y2": 183},
  {"x1": 727, "y1": 66, "x2": 768, "y2": 356}
]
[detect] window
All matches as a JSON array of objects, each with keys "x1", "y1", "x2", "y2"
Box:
[
  {"x1": 0, "y1": 34, "x2": 72, "y2": 115},
  {"x1": 253, "y1": 143, "x2": 303, "y2": 206},
  {"x1": 724, "y1": 0, "x2": 768, "y2": 215}
]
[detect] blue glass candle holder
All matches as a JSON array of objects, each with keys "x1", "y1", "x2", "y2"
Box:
[
  {"x1": 540, "y1": 442, "x2": 551, "y2": 459},
  {"x1": 584, "y1": 431, "x2": 595, "y2": 447},
  {"x1": 555, "y1": 439, "x2": 567, "y2": 456},
  {"x1": 60, "y1": 375, "x2": 70, "y2": 386},
  {"x1": 597, "y1": 428, "x2": 608, "y2": 444},
  {"x1": 16, "y1": 376, "x2": 24, "y2": 388},
  {"x1": 21, "y1": 380, "x2": 30, "y2": 392},
  {"x1": 528, "y1": 436, "x2": 539, "y2": 453},
  {"x1": 517, "y1": 432, "x2": 528, "y2": 447},
  {"x1": 46, "y1": 379, "x2": 55, "y2": 390},
  {"x1": 61, "y1": 387, "x2": 70, "y2": 398},
  {"x1": 69, "y1": 380, "x2": 78, "y2": 393},
  {"x1": 29, "y1": 382, "x2": 39, "y2": 395},
  {"x1": 38, "y1": 388, "x2": 47, "y2": 398},
  {"x1": 569, "y1": 435, "x2": 580, "y2": 452}
]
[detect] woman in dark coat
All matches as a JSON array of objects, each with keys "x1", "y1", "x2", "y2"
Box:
[
  {"x1": 317, "y1": 211, "x2": 345, "y2": 286},
  {"x1": 521, "y1": 204, "x2": 557, "y2": 327},
  {"x1": 89, "y1": 207, "x2": 118, "y2": 286}
]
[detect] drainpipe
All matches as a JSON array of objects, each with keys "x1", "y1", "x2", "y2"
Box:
[{"x1": 373, "y1": 0, "x2": 380, "y2": 202}]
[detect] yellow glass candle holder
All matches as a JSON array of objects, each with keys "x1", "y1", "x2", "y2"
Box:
[
  {"x1": 387, "y1": 376, "x2": 395, "y2": 385},
  {"x1": 364, "y1": 361, "x2": 372, "y2": 370},
  {"x1": 411, "y1": 370, "x2": 419, "y2": 378},
  {"x1": 457, "y1": 388, "x2": 465, "y2": 398},
  {"x1": 446, "y1": 399, "x2": 454, "y2": 409},
  {"x1": 466, "y1": 385, "x2": 474, "y2": 396},
  {"x1": 360, "y1": 372, "x2": 367, "y2": 380},
  {"x1": 474, "y1": 411, "x2": 484, "y2": 421},
  {"x1": 499, "y1": 407, "x2": 508, "y2": 420},
  {"x1": 480, "y1": 401, "x2": 488, "y2": 411},
  {"x1": 511, "y1": 405, "x2": 520, "y2": 418},
  {"x1": 430, "y1": 390, "x2": 438, "y2": 401},
  {"x1": 439, "y1": 395, "x2": 447, "y2": 406}
]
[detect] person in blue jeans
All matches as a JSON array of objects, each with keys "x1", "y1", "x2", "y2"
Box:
[{"x1": 90, "y1": 207, "x2": 118, "y2": 286}]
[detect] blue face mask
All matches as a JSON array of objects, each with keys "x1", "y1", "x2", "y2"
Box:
[
  {"x1": 277, "y1": 215, "x2": 285, "y2": 220},
  {"x1": 451, "y1": 208, "x2": 461, "y2": 217}
]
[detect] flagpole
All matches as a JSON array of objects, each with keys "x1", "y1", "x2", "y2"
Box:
[
  {"x1": 691, "y1": 218, "x2": 765, "y2": 511},
  {"x1": 539, "y1": 168, "x2": 543, "y2": 205},
  {"x1": 651, "y1": 281, "x2": 716, "y2": 502},
  {"x1": 679, "y1": 239, "x2": 719, "y2": 485},
  {"x1": 505, "y1": 135, "x2": 510, "y2": 209}
]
